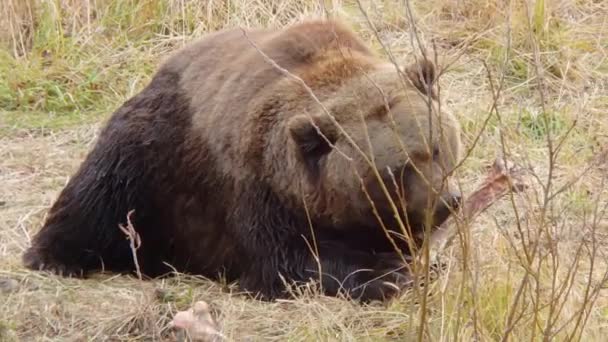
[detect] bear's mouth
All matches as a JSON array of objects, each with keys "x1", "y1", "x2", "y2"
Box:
[
  {"x1": 361, "y1": 165, "x2": 461, "y2": 233},
  {"x1": 366, "y1": 194, "x2": 458, "y2": 235}
]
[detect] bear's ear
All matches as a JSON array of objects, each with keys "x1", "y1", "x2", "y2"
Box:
[
  {"x1": 288, "y1": 114, "x2": 338, "y2": 174},
  {"x1": 404, "y1": 58, "x2": 437, "y2": 98}
]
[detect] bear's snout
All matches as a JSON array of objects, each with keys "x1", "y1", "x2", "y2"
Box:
[{"x1": 432, "y1": 191, "x2": 462, "y2": 227}]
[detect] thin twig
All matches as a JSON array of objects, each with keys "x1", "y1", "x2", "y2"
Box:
[{"x1": 118, "y1": 209, "x2": 143, "y2": 281}]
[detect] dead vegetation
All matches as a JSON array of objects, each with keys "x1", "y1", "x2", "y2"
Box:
[{"x1": 1, "y1": 0, "x2": 608, "y2": 341}]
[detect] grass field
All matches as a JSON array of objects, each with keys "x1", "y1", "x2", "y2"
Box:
[{"x1": 1, "y1": 0, "x2": 607, "y2": 340}]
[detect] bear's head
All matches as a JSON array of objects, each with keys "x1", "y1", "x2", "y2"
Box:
[{"x1": 287, "y1": 59, "x2": 463, "y2": 236}]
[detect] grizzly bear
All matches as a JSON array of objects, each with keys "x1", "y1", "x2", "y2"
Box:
[{"x1": 23, "y1": 19, "x2": 463, "y2": 302}]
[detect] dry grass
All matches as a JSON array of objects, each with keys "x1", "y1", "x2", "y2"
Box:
[{"x1": 1, "y1": 0, "x2": 608, "y2": 340}]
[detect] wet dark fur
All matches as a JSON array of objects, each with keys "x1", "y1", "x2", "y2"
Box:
[{"x1": 23, "y1": 20, "x2": 460, "y2": 302}]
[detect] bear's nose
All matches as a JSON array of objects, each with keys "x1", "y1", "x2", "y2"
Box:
[
  {"x1": 447, "y1": 193, "x2": 462, "y2": 211},
  {"x1": 432, "y1": 192, "x2": 462, "y2": 227}
]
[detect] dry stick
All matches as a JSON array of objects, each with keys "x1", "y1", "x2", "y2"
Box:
[
  {"x1": 512, "y1": 3, "x2": 559, "y2": 338},
  {"x1": 351, "y1": 4, "x2": 474, "y2": 339},
  {"x1": 330, "y1": 7, "x2": 463, "y2": 289},
  {"x1": 566, "y1": 174, "x2": 608, "y2": 339},
  {"x1": 118, "y1": 209, "x2": 143, "y2": 281},
  {"x1": 334, "y1": 54, "x2": 418, "y2": 269},
  {"x1": 423, "y1": 157, "x2": 529, "y2": 267},
  {"x1": 117, "y1": 210, "x2": 165, "y2": 337},
  {"x1": 351, "y1": 7, "x2": 446, "y2": 335}
]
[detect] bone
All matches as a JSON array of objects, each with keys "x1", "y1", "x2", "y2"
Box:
[
  {"x1": 426, "y1": 157, "x2": 528, "y2": 264},
  {"x1": 171, "y1": 301, "x2": 224, "y2": 342}
]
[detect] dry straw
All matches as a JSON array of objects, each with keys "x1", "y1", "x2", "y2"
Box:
[{"x1": 1, "y1": 0, "x2": 607, "y2": 341}]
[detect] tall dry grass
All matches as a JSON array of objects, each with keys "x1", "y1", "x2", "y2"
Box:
[{"x1": 1, "y1": 0, "x2": 607, "y2": 341}]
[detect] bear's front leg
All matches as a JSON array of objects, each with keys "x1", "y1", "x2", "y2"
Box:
[
  {"x1": 231, "y1": 187, "x2": 411, "y2": 302},
  {"x1": 237, "y1": 236, "x2": 410, "y2": 302},
  {"x1": 303, "y1": 241, "x2": 411, "y2": 302}
]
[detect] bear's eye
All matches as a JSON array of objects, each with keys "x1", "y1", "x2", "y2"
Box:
[{"x1": 432, "y1": 147, "x2": 440, "y2": 160}]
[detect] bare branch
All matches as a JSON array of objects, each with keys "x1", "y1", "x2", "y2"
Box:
[{"x1": 118, "y1": 209, "x2": 143, "y2": 281}]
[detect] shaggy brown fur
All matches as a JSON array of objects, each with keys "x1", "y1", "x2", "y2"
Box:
[{"x1": 23, "y1": 19, "x2": 463, "y2": 302}]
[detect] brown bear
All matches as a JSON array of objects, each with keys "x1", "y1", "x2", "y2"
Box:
[{"x1": 23, "y1": 19, "x2": 463, "y2": 302}]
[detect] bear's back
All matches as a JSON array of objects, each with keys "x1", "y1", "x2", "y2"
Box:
[
  {"x1": 166, "y1": 19, "x2": 372, "y2": 88},
  {"x1": 167, "y1": 20, "x2": 373, "y2": 114},
  {"x1": 157, "y1": 20, "x2": 375, "y2": 177}
]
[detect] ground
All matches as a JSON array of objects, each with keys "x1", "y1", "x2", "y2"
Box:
[{"x1": 1, "y1": 0, "x2": 608, "y2": 341}]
